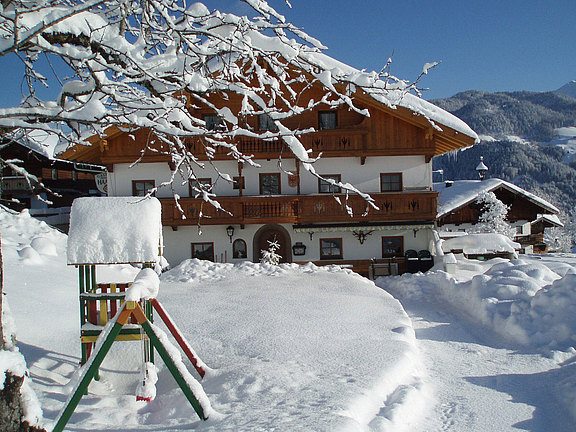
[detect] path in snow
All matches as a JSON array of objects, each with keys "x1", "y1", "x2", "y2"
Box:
[{"x1": 398, "y1": 299, "x2": 573, "y2": 432}]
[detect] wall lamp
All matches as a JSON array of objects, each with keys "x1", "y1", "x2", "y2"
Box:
[{"x1": 226, "y1": 226, "x2": 235, "y2": 243}]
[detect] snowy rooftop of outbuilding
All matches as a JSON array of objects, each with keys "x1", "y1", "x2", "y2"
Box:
[
  {"x1": 435, "y1": 179, "x2": 560, "y2": 218},
  {"x1": 534, "y1": 213, "x2": 564, "y2": 227},
  {"x1": 67, "y1": 197, "x2": 162, "y2": 265}
]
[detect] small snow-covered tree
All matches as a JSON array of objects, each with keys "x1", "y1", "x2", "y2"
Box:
[
  {"x1": 471, "y1": 191, "x2": 515, "y2": 238},
  {"x1": 260, "y1": 239, "x2": 282, "y2": 265}
]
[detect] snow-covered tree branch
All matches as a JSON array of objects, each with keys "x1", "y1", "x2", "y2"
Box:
[{"x1": 0, "y1": 0, "x2": 432, "y2": 205}]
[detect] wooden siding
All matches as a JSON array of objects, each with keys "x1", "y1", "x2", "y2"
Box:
[
  {"x1": 160, "y1": 191, "x2": 437, "y2": 227},
  {"x1": 61, "y1": 82, "x2": 474, "y2": 166},
  {"x1": 438, "y1": 186, "x2": 553, "y2": 226}
]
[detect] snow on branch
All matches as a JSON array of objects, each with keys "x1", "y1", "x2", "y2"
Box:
[{"x1": 0, "y1": 0, "x2": 445, "y2": 213}]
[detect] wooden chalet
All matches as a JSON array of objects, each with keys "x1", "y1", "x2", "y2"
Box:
[
  {"x1": 1, "y1": 138, "x2": 105, "y2": 228},
  {"x1": 61, "y1": 57, "x2": 477, "y2": 277},
  {"x1": 436, "y1": 179, "x2": 563, "y2": 253}
]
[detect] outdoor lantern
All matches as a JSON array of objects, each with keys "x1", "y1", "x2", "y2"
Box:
[
  {"x1": 292, "y1": 242, "x2": 306, "y2": 256},
  {"x1": 476, "y1": 156, "x2": 488, "y2": 181},
  {"x1": 226, "y1": 225, "x2": 235, "y2": 243}
]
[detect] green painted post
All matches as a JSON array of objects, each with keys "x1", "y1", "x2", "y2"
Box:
[
  {"x1": 52, "y1": 320, "x2": 125, "y2": 432},
  {"x1": 140, "y1": 320, "x2": 207, "y2": 420},
  {"x1": 90, "y1": 264, "x2": 96, "y2": 291},
  {"x1": 78, "y1": 266, "x2": 88, "y2": 365}
]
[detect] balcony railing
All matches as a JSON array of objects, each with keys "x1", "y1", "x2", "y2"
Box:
[
  {"x1": 160, "y1": 191, "x2": 437, "y2": 227},
  {"x1": 185, "y1": 129, "x2": 368, "y2": 159},
  {"x1": 1, "y1": 176, "x2": 28, "y2": 192}
]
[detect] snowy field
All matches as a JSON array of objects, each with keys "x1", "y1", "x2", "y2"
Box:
[{"x1": 2, "y1": 206, "x2": 576, "y2": 431}]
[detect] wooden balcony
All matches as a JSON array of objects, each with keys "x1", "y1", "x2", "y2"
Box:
[
  {"x1": 1, "y1": 176, "x2": 28, "y2": 192},
  {"x1": 160, "y1": 191, "x2": 437, "y2": 227},
  {"x1": 185, "y1": 129, "x2": 368, "y2": 160}
]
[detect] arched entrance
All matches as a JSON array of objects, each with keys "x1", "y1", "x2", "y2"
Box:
[{"x1": 253, "y1": 224, "x2": 292, "y2": 263}]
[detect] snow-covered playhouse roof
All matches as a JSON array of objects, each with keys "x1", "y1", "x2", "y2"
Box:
[
  {"x1": 435, "y1": 179, "x2": 560, "y2": 219},
  {"x1": 67, "y1": 197, "x2": 162, "y2": 265}
]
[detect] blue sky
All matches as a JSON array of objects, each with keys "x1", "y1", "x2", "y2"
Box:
[
  {"x1": 208, "y1": 0, "x2": 576, "y2": 99},
  {"x1": 1, "y1": 0, "x2": 575, "y2": 107}
]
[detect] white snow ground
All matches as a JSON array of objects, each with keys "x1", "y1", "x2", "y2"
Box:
[{"x1": 2, "y1": 206, "x2": 576, "y2": 431}]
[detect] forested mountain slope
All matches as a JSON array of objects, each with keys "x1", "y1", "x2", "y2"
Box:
[
  {"x1": 431, "y1": 90, "x2": 576, "y2": 142},
  {"x1": 431, "y1": 86, "x2": 576, "y2": 249}
]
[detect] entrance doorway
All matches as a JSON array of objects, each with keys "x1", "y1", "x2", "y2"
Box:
[{"x1": 253, "y1": 225, "x2": 292, "y2": 263}]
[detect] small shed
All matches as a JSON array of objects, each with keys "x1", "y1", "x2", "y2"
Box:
[{"x1": 67, "y1": 196, "x2": 163, "y2": 364}]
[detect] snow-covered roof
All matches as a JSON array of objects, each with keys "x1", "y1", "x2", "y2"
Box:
[
  {"x1": 533, "y1": 213, "x2": 564, "y2": 227},
  {"x1": 442, "y1": 233, "x2": 520, "y2": 255},
  {"x1": 67, "y1": 197, "x2": 162, "y2": 265},
  {"x1": 304, "y1": 52, "x2": 479, "y2": 141},
  {"x1": 435, "y1": 179, "x2": 560, "y2": 218}
]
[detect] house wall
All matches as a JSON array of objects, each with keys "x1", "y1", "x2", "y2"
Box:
[
  {"x1": 162, "y1": 223, "x2": 433, "y2": 268},
  {"x1": 439, "y1": 220, "x2": 531, "y2": 234},
  {"x1": 108, "y1": 155, "x2": 431, "y2": 198}
]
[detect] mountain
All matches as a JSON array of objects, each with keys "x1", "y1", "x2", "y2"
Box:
[
  {"x1": 556, "y1": 81, "x2": 576, "y2": 99},
  {"x1": 431, "y1": 84, "x2": 576, "y2": 248},
  {"x1": 431, "y1": 90, "x2": 576, "y2": 142}
]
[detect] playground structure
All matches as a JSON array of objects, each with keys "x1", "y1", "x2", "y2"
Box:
[{"x1": 53, "y1": 197, "x2": 211, "y2": 432}]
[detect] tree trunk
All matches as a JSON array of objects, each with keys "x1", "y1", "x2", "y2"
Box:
[
  {"x1": 0, "y1": 233, "x2": 4, "y2": 350},
  {"x1": 0, "y1": 234, "x2": 46, "y2": 432}
]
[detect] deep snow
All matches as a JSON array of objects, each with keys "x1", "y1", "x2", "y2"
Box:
[{"x1": 2, "y1": 206, "x2": 576, "y2": 431}]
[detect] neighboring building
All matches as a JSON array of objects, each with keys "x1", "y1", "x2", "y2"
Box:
[
  {"x1": 435, "y1": 179, "x2": 563, "y2": 253},
  {"x1": 60, "y1": 56, "x2": 477, "y2": 276},
  {"x1": 1, "y1": 138, "x2": 105, "y2": 228}
]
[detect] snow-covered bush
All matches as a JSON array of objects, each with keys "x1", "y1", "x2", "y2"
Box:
[{"x1": 470, "y1": 191, "x2": 515, "y2": 237}]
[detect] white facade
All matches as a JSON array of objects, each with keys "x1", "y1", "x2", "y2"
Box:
[
  {"x1": 107, "y1": 155, "x2": 431, "y2": 198},
  {"x1": 107, "y1": 155, "x2": 434, "y2": 268}
]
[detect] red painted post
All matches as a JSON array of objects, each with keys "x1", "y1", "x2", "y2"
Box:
[{"x1": 149, "y1": 299, "x2": 206, "y2": 378}]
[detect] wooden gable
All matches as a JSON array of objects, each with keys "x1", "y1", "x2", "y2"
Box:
[
  {"x1": 438, "y1": 184, "x2": 556, "y2": 225},
  {"x1": 60, "y1": 79, "x2": 474, "y2": 166}
]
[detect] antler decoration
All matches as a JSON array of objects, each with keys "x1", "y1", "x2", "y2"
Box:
[{"x1": 352, "y1": 230, "x2": 374, "y2": 245}]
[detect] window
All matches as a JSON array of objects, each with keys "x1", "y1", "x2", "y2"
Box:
[
  {"x1": 318, "y1": 174, "x2": 341, "y2": 194},
  {"x1": 233, "y1": 176, "x2": 245, "y2": 190},
  {"x1": 259, "y1": 114, "x2": 278, "y2": 131},
  {"x1": 318, "y1": 111, "x2": 337, "y2": 130},
  {"x1": 132, "y1": 180, "x2": 155, "y2": 197},
  {"x1": 233, "y1": 239, "x2": 247, "y2": 259},
  {"x1": 203, "y1": 114, "x2": 223, "y2": 131},
  {"x1": 189, "y1": 178, "x2": 212, "y2": 197},
  {"x1": 191, "y1": 242, "x2": 214, "y2": 261},
  {"x1": 320, "y1": 238, "x2": 343, "y2": 260},
  {"x1": 382, "y1": 236, "x2": 403, "y2": 258},
  {"x1": 260, "y1": 173, "x2": 281, "y2": 195},
  {"x1": 51, "y1": 169, "x2": 58, "y2": 180},
  {"x1": 380, "y1": 173, "x2": 403, "y2": 192}
]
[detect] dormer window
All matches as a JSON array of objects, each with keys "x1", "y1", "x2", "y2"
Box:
[{"x1": 319, "y1": 111, "x2": 337, "y2": 130}]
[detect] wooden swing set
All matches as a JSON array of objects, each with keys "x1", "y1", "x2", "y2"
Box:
[{"x1": 52, "y1": 197, "x2": 211, "y2": 432}]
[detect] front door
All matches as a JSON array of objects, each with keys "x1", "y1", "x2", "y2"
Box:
[{"x1": 257, "y1": 228, "x2": 289, "y2": 263}]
